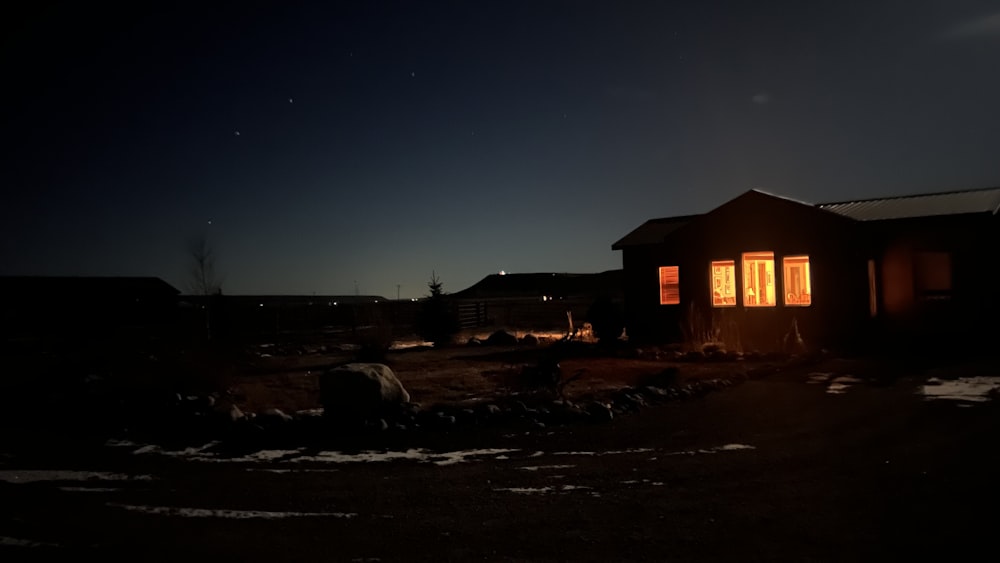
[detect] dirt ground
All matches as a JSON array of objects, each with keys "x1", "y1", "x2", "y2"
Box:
[{"x1": 230, "y1": 332, "x2": 771, "y2": 416}]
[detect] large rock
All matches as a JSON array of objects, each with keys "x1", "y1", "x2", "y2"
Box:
[{"x1": 319, "y1": 363, "x2": 411, "y2": 421}]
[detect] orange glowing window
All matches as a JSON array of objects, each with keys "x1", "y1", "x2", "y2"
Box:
[
  {"x1": 742, "y1": 251, "x2": 775, "y2": 307},
  {"x1": 710, "y1": 260, "x2": 737, "y2": 307},
  {"x1": 783, "y1": 255, "x2": 812, "y2": 306},
  {"x1": 658, "y1": 266, "x2": 680, "y2": 305}
]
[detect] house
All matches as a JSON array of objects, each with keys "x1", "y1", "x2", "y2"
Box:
[
  {"x1": 612, "y1": 187, "x2": 1000, "y2": 353},
  {"x1": 450, "y1": 271, "x2": 623, "y2": 331},
  {"x1": 0, "y1": 276, "x2": 181, "y2": 343}
]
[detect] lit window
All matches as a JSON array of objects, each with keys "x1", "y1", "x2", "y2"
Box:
[
  {"x1": 658, "y1": 266, "x2": 680, "y2": 305},
  {"x1": 782, "y1": 255, "x2": 812, "y2": 306},
  {"x1": 742, "y1": 251, "x2": 775, "y2": 307},
  {"x1": 710, "y1": 260, "x2": 737, "y2": 307}
]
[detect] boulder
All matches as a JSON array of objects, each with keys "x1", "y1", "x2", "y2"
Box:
[
  {"x1": 319, "y1": 363, "x2": 411, "y2": 421},
  {"x1": 486, "y1": 330, "x2": 518, "y2": 346}
]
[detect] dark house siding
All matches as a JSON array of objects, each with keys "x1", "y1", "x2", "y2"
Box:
[{"x1": 860, "y1": 213, "x2": 1000, "y2": 349}]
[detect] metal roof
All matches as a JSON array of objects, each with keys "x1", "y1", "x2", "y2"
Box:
[{"x1": 818, "y1": 187, "x2": 1000, "y2": 221}]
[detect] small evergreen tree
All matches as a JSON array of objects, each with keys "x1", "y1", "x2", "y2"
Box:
[{"x1": 415, "y1": 272, "x2": 460, "y2": 347}]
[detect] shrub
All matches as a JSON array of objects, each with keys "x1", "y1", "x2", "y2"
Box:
[
  {"x1": 415, "y1": 272, "x2": 460, "y2": 347},
  {"x1": 586, "y1": 295, "x2": 624, "y2": 344}
]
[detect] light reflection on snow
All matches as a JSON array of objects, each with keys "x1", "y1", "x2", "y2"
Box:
[{"x1": 922, "y1": 376, "x2": 1000, "y2": 403}]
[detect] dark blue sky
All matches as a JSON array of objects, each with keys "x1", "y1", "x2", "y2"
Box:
[{"x1": 3, "y1": 1, "x2": 999, "y2": 297}]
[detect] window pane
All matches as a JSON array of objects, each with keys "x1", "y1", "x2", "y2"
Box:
[
  {"x1": 782, "y1": 255, "x2": 811, "y2": 306},
  {"x1": 742, "y1": 252, "x2": 775, "y2": 307},
  {"x1": 658, "y1": 266, "x2": 680, "y2": 305},
  {"x1": 710, "y1": 260, "x2": 736, "y2": 306},
  {"x1": 914, "y1": 252, "x2": 952, "y2": 298}
]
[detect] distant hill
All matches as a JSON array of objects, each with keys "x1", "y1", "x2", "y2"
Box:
[{"x1": 450, "y1": 270, "x2": 622, "y2": 300}]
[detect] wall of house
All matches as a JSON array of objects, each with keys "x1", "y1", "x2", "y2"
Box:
[{"x1": 868, "y1": 213, "x2": 1000, "y2": 350}]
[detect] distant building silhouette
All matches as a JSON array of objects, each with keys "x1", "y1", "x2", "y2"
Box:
[
  {"x1": 0, "y1": 276, "x2": 181, "y2": 344},
  {"x1": 449, "y1": 271, "x2": 623, "y2": 332}
]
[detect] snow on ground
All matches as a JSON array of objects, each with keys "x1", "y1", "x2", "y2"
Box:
[
  {"x1": 0, "y1": 470, "x2": 153, "y2": 484},
  {"x1": 493, "y1": 484, "x2": 594, "y2": 495},
  {"x1": 105, "y1": 440, "x2": 756, "y2": 467},
  {"x1": 107, "y1": 503, "x2": 357, "y2": 519},
  {"x1": 921, "y1": 376, "x2": 1000, "y2": 403},
  {"x1": 0, "y1": 535, "x2": 59, "y2": 548}
]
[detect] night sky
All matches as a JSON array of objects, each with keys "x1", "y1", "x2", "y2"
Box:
[{"x1": 3, "y1": 1, "x2": 999, "y2": 298}]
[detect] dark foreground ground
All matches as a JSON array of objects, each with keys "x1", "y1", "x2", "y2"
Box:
[{"x1": 2, "y1": 355, "x2": 999, "y2": 562}]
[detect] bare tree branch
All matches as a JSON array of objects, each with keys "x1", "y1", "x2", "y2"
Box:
[{"x1": 187, "y1": 233, "x2": 221, "y2": 296}]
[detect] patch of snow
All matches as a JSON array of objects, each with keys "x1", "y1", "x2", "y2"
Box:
[
  {"x1": 133, "y1": 441, "x2": 221, "y2": 457},
  {"x1": 126, "y1": 444, "x2": 520, "y2": 466},
  {"x1": 518, "y1": 464, "x2": 576, "y2": 472},
  {"x1": 245, "y1": 468, "x2": 340, "y2": 474},
  {"x1": 621, "y1": 479, "x2": 664, "y2": 486},
  {"x1": 494, "y1": 484, "x2": 591, "y2": 495},
  {"x1": 105, "y1": 439, "x2": 141, "y2": 447},
  {"x1": 921, "y1": 376, "x2": 1000, "y2": 403},
  {"x1": 553, "y1": 448, "x2": 654, "y2": 457},
  {"x1": 495, "y1": 486, "x2": 554, "y2": 494},
  {"x1": 807, "y1": 372, "x2": 833, "y2": 383},
  {"x1": 665, "y1": 443, "x2": 756, "y2": 456},
  {"x1": 715, "y1": 444, "x2": 754, "y2": 451},
  {"x1": 826, "y1": 382, "x2": 849, "y2": 394},
  {"x1": 59, "y1": 486, "x2": 120, "y2": 492},
  {"x1": 432, "y1": 449, "x2": 521, "y2": 466},
  {"x1": 108, "y1": 503, "x2": 357, "y2": 519},
  {"x1": 0, "y1": 470, "x2": 153, "y2": 484},
  {"x1": 0, "y1": 535, "x2": 58, "y2": 548},
  {"x1": 832, "y1": 375, "x2": 863, "y2": 384}
]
